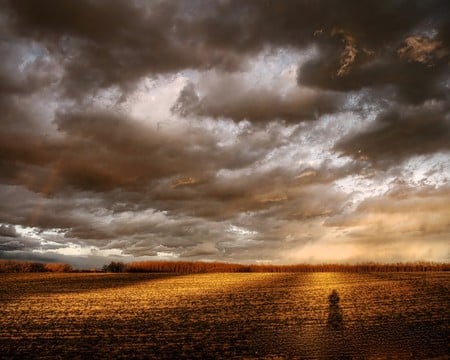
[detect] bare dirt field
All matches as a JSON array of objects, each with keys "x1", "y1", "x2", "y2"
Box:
[{"x1": 0, "y1": 272, "x2": 448, "y2": 359}]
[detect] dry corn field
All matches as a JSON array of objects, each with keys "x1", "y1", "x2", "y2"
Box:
[{"x1": 0, "y1": 272, "x2": 448, "y2": 359}]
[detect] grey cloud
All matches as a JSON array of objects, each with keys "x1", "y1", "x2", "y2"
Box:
[
  {"x1": 0, "y1": 0, "x2": 448, "y2": 265},
  {"x1": 335, "y1": 101, "x2": 450, "y2": 166},
  {"x1": 149, "y1": 156, "x2": 361, "y2": 225},
  {"x1": 0, "y1": 109, "x2": 262, "y2": 194},
  {"x1": 172, "y1": 79, "x2": 344, "y2": 123},
  {"x1": 3, "y1": 0, "x2": 244, "y2": 98},
  {"x1": 180, "y1": 242, "x2": 222, "y2": 258},
  {"x1": 0, "y1": 235, "x2": 41, "y2": 252},
  {"x1": 0, "y1": 39, "x2": 58, "y2": 96},
  {"x1": 58, "y1": 175, "x2": 348, "y2": 259},
  {"x1": 99, "y1": 219, "x2": 233, "y2": 258},
  {"x1": 0, "y1": 224, "x2": 17, "y2": 238},
  {"x1": 4, "y1": 0, "x2": 448, "y2": 99},
  {"x1": 299, "y1": 47, "x2": 449, "y2": 105},
  {"x1": 0, "y1": 184, "x2": 110, "y2": 235},
  {"x1": 0, "y1": 233, "x2": 67, "y2": 252}
]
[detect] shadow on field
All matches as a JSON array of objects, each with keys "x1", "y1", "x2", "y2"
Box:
[
  {"x1": 0, "y1": 273, "x2": 179, "y2": 304},
  {"x1": 327, "y1": 289, "x2": 343, "y2": 330}
]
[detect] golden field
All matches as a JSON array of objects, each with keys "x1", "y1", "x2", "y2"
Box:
[{"x1": 0, "y1": 272, "x2": 448, "y2": 359}]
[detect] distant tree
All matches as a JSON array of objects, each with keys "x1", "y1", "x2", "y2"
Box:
[
  {"x1": 44, "y1": 263, "x2": 73, "y2": 272},
  {"x1": 103, "y1": 261, "x2": 126, "y2": 273},
  {"x1": 101, "y1": 260, "x2": 450, "y2": 274},
  {"x1": 0, "y1": 260, "x2": 72, "y2": 272}
]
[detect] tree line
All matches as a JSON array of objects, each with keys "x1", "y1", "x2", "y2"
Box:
[
  {"x1": 0, "y1": 260, "x2": 73, "y2": 273},
  {"x1": 104, "y1": 260, "x2": 450, "y2": 273},
  {"x1": 1, "y1": 259, "x2": 448, "y2": 273}
]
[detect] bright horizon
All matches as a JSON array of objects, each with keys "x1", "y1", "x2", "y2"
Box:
[{"x1": 0, "y1": 1, "x2": 449, "y2": 268}]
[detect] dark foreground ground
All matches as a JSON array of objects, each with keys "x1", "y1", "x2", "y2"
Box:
[{"x1": 0, "y1": 272, "x2": 448, "y2": 359}]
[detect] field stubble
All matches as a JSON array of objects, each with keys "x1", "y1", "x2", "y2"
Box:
[{"x1": 0, "y1": 272, "x2": 448, "y2": 359}]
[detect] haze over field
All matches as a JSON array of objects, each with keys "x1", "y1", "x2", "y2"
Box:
[{"x1": 0, "y1": 0, "x2": 449, "y2": 268}]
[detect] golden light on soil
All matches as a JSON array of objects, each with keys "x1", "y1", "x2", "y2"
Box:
[{"x1": 1, "y1": 272, "x2": 448, "y2": 358}]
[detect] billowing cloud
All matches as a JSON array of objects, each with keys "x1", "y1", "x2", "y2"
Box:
[
  {"x1": 1, "y1": 108, "x2": 265, "y2": 194},
  {"x1": 172, "y1": 76, "x2": 344, "y2": 123},
  {"x1": 0, "y1": 1, "x2": 448, "y2": 267},
  {"x1": 0, "y1": 224, "x2": 18, "y2": 238},
  {"x1": 3, "y1": 0, "x2": 448, "y2": 98},
  {"x1": 335, "y1": 101, "x2": 450, "y2": 167}
]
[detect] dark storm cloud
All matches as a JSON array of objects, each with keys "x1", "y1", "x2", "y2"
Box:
[
  {"x1": 2, "y1": 0, "x2": 244, "y2": 98},
  {"x1": 0, "y1": 103, "x2": 312, "y2": 241},
  {"x1": 295, "y1": 2, "x2": 449, "y2": 105},
  {"x1": 0, "y1": 236, "x2": 40, "y2": 251},
  {"x1": 3, "y1": 0, "x2": 178, "y2": 96},
  {"x1": 335, "y1": 101, "x2": 450, "y2": 166},
  {"x1": 0, "y1": 224, "x2": 17, "y2": 238},
  {"x1": 0, "y1": 109, "x2": 262, "y2": 194},
  {"x1": 0, "y1": 39, "x2": 58, "y2": 96},
  {"x1": 0, "y1": 0, "x2": 448, "y2": 265},
  {"x1": 152, "y1": 168, "x2": 295, "y2": 220},
  {"x1": 0, "y1": 157, "x2": 351, "y2": 257},
  {"x1": 63, "y1": 209, "x2": 239, "y2": 259},
  {"x1": 4, "y1": 0, "x2": 448, "y2": 99},
  {"x1": 150, "y1": 160, "x2": 355, "y2": 223},
  {"x1": 0, "y1": 184, "x2": 101, "y2": 233},
  {"x1": 298, "y1": 41, "x2": 449, "y2": 105},
  {"x1": 172, "y1": 80, "x2": 344, "y2": 123},
  {"x1": 0, "y1": 224, "x2": 54, "y2": 252}
]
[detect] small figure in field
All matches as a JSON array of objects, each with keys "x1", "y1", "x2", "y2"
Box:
[{"x1": 327, "y1": 289, "x2": 343, "y2": 330}]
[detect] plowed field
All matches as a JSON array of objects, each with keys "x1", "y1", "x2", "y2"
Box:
[{"x1": 1, "y1": 272, "x2": 448, "y2": 359}]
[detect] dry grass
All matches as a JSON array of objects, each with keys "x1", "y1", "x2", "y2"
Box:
[{"x1": 125, "y1": 260, "x2": 450, "y2": 273}]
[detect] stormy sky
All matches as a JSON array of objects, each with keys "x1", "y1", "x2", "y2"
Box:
[{"x1": 0, "y1": 0, "x2": 449, "y2": 268}]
